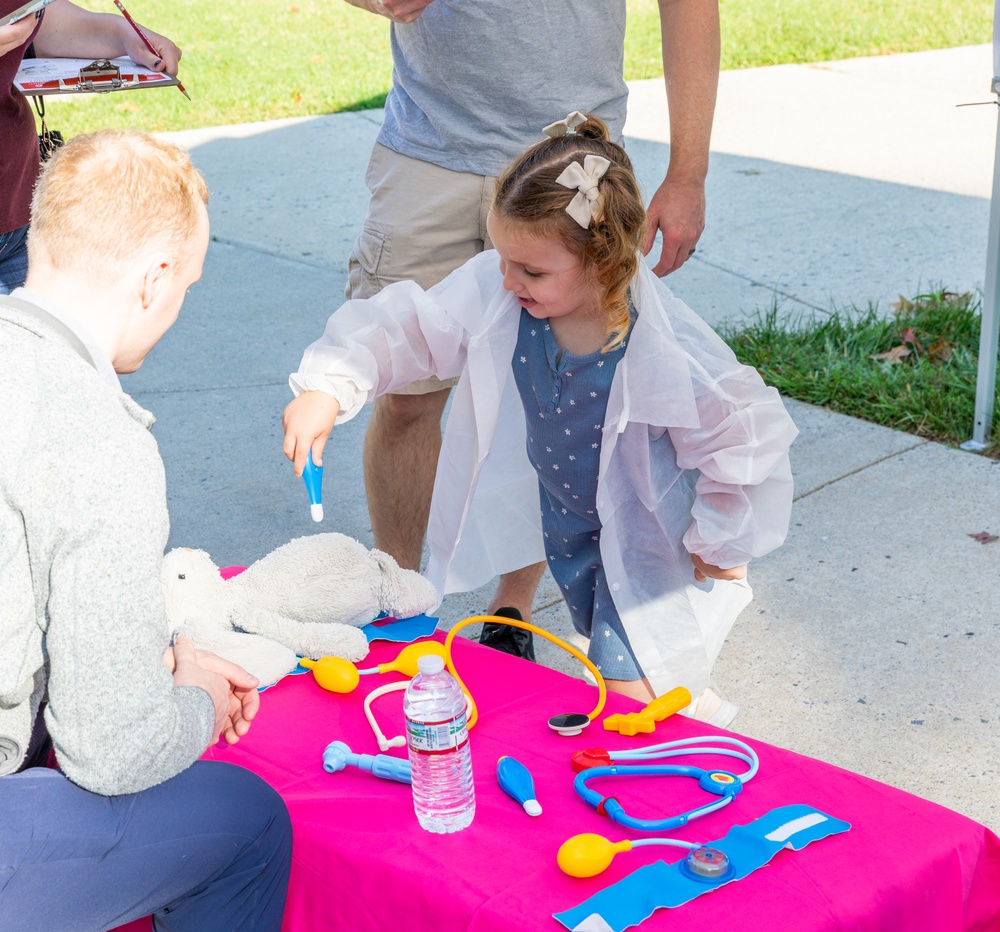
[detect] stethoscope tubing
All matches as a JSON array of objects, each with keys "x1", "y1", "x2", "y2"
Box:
[
  {"x1": 574, "y1": 737, "x2": 759, "y2": 833},
  {"x1": 607, "y1": 736, "x2": 759, "y2": 779}
]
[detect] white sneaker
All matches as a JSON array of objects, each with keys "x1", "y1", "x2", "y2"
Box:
[{"x1": 681, "y1": 688, "x2": 739, "y2": 729}]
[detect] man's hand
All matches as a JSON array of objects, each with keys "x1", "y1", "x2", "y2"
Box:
[
  {"x1": 169, "y1": 637, "x2": 260, "y2": 745},
  {"x1": 646, "y1": 0, "x2": 719, "y2": 276},
  {"x1": 346, "y1": 0, "x2": 433, "y2": 24},
  {"x1": 282, "y1": 390, "x2": 341, "y2": 476},
  {"x1": 642, "y1": 174, "x2": 706, "y2": 276},
  {"x1": 691, "y1": 553, "x2": 747, "y2": 583},
  {"x1": 0, "y1": 18, "x2": 37, "y2": 57}
]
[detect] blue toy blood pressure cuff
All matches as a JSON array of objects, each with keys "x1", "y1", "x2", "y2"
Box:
[{"x1": 554, "y1": 804, "x2": 851, "y2": 932}]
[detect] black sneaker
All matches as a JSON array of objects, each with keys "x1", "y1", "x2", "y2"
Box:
[{"x1": 478, "y1": 606, "x2": 536, "y2": 662}]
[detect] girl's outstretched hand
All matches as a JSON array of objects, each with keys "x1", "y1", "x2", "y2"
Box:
[
  {"x1": 691, "y1": 553, "x2": 747, "y2": 583},
  {"x1": 282, "y1": 390, "x2": 341, "y2": 476}
]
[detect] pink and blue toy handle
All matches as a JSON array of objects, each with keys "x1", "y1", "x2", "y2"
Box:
[{"x1": 302, "y1": 452, "x2": 323, "y2": 522}]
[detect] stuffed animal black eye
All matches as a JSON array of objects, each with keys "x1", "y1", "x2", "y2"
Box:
[{"x1": 177, "y1": 574, "x2": 186, "y2": 580}]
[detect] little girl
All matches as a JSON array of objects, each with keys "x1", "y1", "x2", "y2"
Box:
[{"x1": 283, "y1": 113, "x2": 797, "y2": 724}]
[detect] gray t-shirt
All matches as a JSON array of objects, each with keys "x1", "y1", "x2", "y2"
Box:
[{"x1": 377, "y1": 0, "x2": 628, "y2": 177}]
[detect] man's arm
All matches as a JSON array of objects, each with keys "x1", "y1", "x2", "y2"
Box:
[
  {"x1": 343, "y1": 0, "x2": 433, "y2": 25},
  {"x1": 32, "y1": 0, "x2": 180, "y2": 74},
  {"x1": 643, "y1": 0, "x2": 720, "y2": 277}
]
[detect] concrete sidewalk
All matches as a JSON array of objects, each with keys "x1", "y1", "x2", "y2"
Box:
[{"x1": 134, "y1": 45, "x2": 999, "y2": 832}]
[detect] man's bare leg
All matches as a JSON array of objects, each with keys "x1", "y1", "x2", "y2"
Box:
[
  {"x1": 365, "y1": 389, "x2": 546, "y2": 621},
  {"x1": 363, "y1": 388, "x2": 451, "y2": 571},
  {"x1": 487, "y1": 561, "x2": 546, "y2": 624}
]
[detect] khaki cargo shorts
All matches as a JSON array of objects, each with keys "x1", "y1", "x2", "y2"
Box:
[{"x1": 346, "y1": 143, "x2": 498, "y2": 395}]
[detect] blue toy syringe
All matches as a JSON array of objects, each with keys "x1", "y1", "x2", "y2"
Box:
[
  {"x1": 302, "y1": 452, "x2": 324, "y2": 522},
  {"x1": 322, "y1": 740, "x2": 411, "y2": 784}
]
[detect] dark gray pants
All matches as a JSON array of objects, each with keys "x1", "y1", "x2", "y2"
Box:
[{"x1": 0, "y1": 760, "x2": 291, "y2": 932}]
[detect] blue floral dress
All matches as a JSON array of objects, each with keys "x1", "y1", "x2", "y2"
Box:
[{"x1": 511, "y1": 307, "x2": 642, "y2": 680}]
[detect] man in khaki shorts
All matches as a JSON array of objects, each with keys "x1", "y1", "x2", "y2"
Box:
[{"x1": 345, "y1": 0, "x2": 720, "y2": 646}]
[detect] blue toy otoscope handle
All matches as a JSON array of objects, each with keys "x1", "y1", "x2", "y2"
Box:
[
  {"x1": 323, "y1": 740, "x2": 412, "y2": 784},
  {"x1": 302, "y1": 453, "x2": 324, "y2": 522}
]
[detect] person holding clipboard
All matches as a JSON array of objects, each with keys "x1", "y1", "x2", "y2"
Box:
[{"x1": 0, "y1": 0, "x2": 181, "y2": 293}]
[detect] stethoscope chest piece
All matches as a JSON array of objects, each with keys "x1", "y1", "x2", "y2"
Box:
[{"x1": 548, "y1": 712, "x2": 592, "y2": 737}]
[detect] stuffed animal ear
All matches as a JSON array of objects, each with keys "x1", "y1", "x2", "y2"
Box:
[{"x1": 368, "y1": 548, "x2": 439, "y2": 619}]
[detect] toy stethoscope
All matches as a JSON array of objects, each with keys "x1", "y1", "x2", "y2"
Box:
[
  {"x1": 363, "y1": 615, "x2": 608, "y2": 748},
  {"x1": 302, "y1": 616, "x2": 608, "y2": 740},
  {"x1": 558, "y1": 735, "x2": 759, "y2": 878},
  {"x1": 444, "y1": 615, "x2": 607, "y2": 736},
  {"x1": 573, "y1": 735, "x2": 758, "y2": 831}
]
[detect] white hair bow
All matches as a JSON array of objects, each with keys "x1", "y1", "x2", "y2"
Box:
[
  {"x1": 555, "y1": 155, "x2": 611, "y2": 229},
  {"x1": 542, "y1": 110, "x2": 587, "y2": 138}
]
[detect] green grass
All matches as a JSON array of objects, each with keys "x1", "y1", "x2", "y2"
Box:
[
  {"x1": 721, "y1": 291, "x2": 1000, "y2": 457},
  {"x1": 629, "y1": 0, "x2": 992, "y2": 74},
  {"x1": 44, "y1": 0, "x2": 993, "y2": 137}
]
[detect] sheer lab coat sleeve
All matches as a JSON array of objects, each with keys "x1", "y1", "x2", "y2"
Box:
[{"x1": 289, "y1": 251, "x2": 546, "y2": 598}]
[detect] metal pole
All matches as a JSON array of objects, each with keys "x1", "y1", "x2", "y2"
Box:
[
  {"x1": 962, "y1": 96, "x2": 1000, "y2": 451},
  {"x1": 963, "y1": 5, "x2": 1000, "y2": 450}
]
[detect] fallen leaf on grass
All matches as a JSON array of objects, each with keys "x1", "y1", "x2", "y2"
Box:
[
  {"x1": 899, "y1": 327, "x2": 923, "y2": 352},
  {"x1": 870, "y1": 345, "x2": 911, "y2": 363},
  {"x1": 941, "y1": 291, "x2": 972, "y2": 308},
  {"x1": 889, "y1": 294, "x2": 915, "y2": 315},
  {"x1": 968, "y1": 531, "x2": 999, "y2": 544},
  {"x1": 927, "y1": 339, "x2": 953, "y2": 363}
]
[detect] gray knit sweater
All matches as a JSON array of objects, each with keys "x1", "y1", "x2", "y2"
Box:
[{"x1": 0, "y1": 298, "x2": 215, "y2": 795}]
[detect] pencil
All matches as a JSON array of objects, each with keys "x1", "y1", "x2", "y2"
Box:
[{"x1": 113, "y1": 0, "x2": 191, "y2": 100}]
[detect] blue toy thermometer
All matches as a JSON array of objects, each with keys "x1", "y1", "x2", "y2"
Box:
[{"x1": 302, "y1": 452, "x2": 323, "y2": 522}]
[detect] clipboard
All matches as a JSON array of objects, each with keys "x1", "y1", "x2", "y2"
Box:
[{"x1": 14, "y1": 56, "x2": 180, "y2": 96}]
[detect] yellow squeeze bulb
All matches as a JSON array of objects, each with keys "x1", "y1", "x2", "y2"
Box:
[
  {"x1": 602, "y1": 686, "x2": 692, "y2": 736},
  {"x1": 373, "y1": 640, "x2": 448, "y2": 676},
  {"x1": 558, "y1": 834, "x2": 634, "y2": 878},
  {"x1": 299, "y1": 656, "x2": 360, "y2": 694}
]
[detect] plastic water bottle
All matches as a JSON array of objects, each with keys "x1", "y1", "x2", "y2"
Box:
[{"x1": 403, "y1": 653, "x2": 475, "y2": 833}]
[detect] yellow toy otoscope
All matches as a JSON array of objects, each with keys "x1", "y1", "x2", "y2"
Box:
[{"x1": 602, "y1": 687, "x2": 692, "y2": 736}]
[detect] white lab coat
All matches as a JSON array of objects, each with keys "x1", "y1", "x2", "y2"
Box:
[{"x1": 291, "y1": 251, "x2": 798, "y2": 696}]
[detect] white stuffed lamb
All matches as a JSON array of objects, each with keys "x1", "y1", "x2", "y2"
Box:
[{"x1": 161, "y1": 532, "x2": 439, "y2": 685}]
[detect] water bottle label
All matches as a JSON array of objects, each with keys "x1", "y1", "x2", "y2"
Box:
[{"x1": 406, "y1": 713, "x2": 469, "y2": 753}]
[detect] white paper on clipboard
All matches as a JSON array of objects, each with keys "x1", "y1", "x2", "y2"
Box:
[{"x1": 15, "y1": 56, "x2": 179, "y2": 95}]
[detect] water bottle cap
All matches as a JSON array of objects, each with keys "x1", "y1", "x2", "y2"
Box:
[{"x1": 417, "y1": 654, "x2": 446, "y2": 675}]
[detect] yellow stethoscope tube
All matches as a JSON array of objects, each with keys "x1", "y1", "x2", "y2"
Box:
[{"x1": 444, "y1": 615, "x2": 607, "y2": 732}]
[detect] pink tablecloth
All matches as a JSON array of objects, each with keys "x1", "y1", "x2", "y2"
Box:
[{"x1": 197, "y1": 635, "x2": 1000, "y2": 932}]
